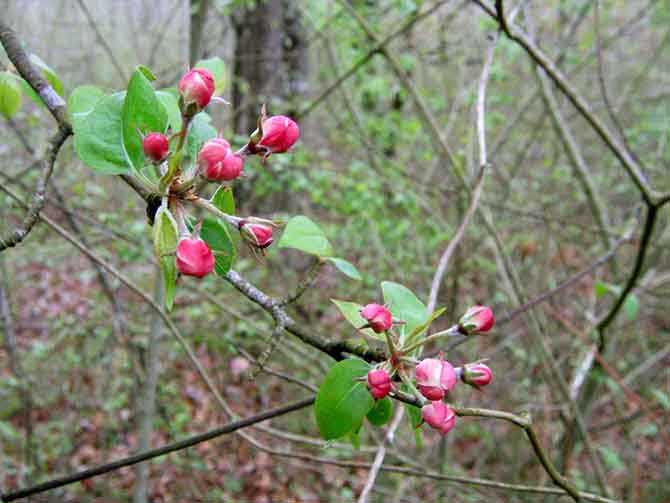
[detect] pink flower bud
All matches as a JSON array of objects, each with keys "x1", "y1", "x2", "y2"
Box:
[
  {"x1": 415, "y1": 358, "x2": 457, "y2": 401},
  {"x1": 199, "y1": 138, "x2": 244, "y2": 181},
  {"x1": 239, "y1": 221, "x2": 274, "y2": 249},
  {"x1": 421, "y1": 401, "x2": 456, "y2": 435},
  {"x1": 458, "y1": 305, "x2": 495, "y2": 335},
  {"x1": 178, "y1": 68, "x2": 215, "y2": 109},
  {"x1": 143, "y1": 132, "x2": 169, "y2": 162},
  {"x1": 218, "y1": 153, "x2": 244, "y2": 181},
  {"x1": 259, "y1": 115, "x2": 300, "y2": 153},
  {"x1": 462, "y1": 363, "x2": 492, "y2": 389},
  {"x1": 359, "y1": 304, "x2": 393, "y2": 333},
  {"x1": 367, "y1": 369, "x2": 392, "y2": 399},
  {"x1": 176, "y1": 237, "x2": 215, "y2": 278}
]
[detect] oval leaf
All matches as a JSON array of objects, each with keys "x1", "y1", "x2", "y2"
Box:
[
  {"x1": 315, "y1": 359, "x2": 374, "y2": 440},
  {"x1": 156, "y1": 89, "x2": 182, "y2": 133},
  {"x1": 122, "y1": 67, "x2": 168, "y2": 171},
  {"x1": 200, "y1": 217, "x2": 236, "y2": 276},
  {"x1": 0, "y1": 72, "x2": 22, "y2": 118},
  {"x1": 278, "y1": 215, "x2": 333, "y2": 257},
  {"x1": 73, "y1": 93, "x2": 130, "y2": 175},
  {"x1": 328, "y1": 257, "x2": 361, "y2": 280},
  {"x1": 367, "y1": 397, "x2": 393, "y2": 427},
  {"x1": 153, "y1": 207, "x2": 178, "y2": 311},
  {"x1": 68, "y1": 85, "x2": 105, "y2": 124},
  {"x1": 381, "y1": 281, "x2": 428, "y2": 343},
  {"x1": 29, "y1": 53, "x2": 64, "y2": 97},
  {"x1": 211, "y1": 185, "x2": 235, "y2": 215}
]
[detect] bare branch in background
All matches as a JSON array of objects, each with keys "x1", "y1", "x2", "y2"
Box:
[
  {"x1": 0, "y1": 126, "x2": 70, "y2": 251},
  {"x1": 75, "y1": 0, "x2": 127, "y2": 81}
]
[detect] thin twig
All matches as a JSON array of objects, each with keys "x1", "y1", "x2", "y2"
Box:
[
  {"x1": 0, "y1": 398, "x2": 315, "y2": 502},
  {"x1": 0, "y1": 126, "x2": 71, "y2": 251},
  {"x1": 497, "y1": 228, "x2": 631, "y2": 326},
  {"x1": 75, "y1": 0, "x2": 127, "y2": 81},
  {"x1": 297, "y1": 0, "x2": 452, "y2": 120},
  {"x1": 278, "y1": 257, "x2": 325, "y2": 306},
  {"x1": 357, "y1": 408, "x2": 405, "y2": 503},
  {"x1": 596, "y1": 205, "x2": 658, "y2": 348},
  {"x1": 483, "y1": 0, "x2": 659, "y2": 205},
  {"x1": 426, "y1": 30, "x2": 497, "y2": 312}
]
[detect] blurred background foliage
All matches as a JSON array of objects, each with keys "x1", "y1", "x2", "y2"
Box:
[{"x1": 0, "y1": 0, "x2": 669, "y2": 501}]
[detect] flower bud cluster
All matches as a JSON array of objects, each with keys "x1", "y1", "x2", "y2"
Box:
[
  {"x1": 151, "y1": 67, "x2": 303, "y2": 281},
  {"x1": 361, "y1": 304, "x2": 495, "y2": 437}
]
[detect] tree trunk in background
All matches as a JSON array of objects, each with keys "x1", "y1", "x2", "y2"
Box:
[
  {"x1": 231, "y1": 0, "x2": 283, "y2": 136},
  {"x1": 282, "y1": 0, "x2": 308, "y2": 117},
  {"x1": 190, "y1": 0, "x2": 212, "y2": 66}
]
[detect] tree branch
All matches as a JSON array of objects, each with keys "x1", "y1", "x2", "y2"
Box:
[
  {"x1": 0, "y1": 125, "x2": 71, "y2": 251},
  {"x1": 0, "y1": 397, "x2": 315, "y2": 502},
  {"x1": 482, "y1": 0, "x2": 659, "y2": 205}
]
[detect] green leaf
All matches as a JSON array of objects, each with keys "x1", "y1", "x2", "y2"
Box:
[
  {"x1": 624, "y1": 294, "x2": 639, "y2": 321},
  {"x1": 29, "y1": 53, "x2": 64, "y2": 97},
  {"x1": 211, "y1": 185, "x2": 235, "y2": 215},
  {"x1": 186, "y1": 112, "x2": 217, "y2": 161},
  {"x1": 314, "y1": 359, "x2": 374, "y2": 440},
  {"x1": 200, "y1": 217, "x2": 236, "y2": 276},
  {"x1": 137, "y1": 65, "x2": 156, "y2": 81},
  {"x1": 331, "y1": 299, "x2": 380, "y2": 340},
  {"x1": 122, "y1": 67, "x2": 168, "y2": 172},
  {"x1": 67, "y1": 85, "x2": 105, "y2": 123},
  {"x1": 194, "y1": 57, "x2": 226, "y2": 95},
  {"x1": 73, "y1": 92, "x2": 130, "y2": 175},
  {"x1": 153, "y1": 207, "x2": 178, "y2": 311},
  {"x1": 381, "y1": 281, "x2": 428, "y2": 343},
  {"x1": 403, "y1": 307, "x2": 446, "y2": 349},
  {"x1": 278, "y1": 215, "x2": 333, "y2": 257},
  {"x1": 156, "y1": 90, "x2": 182, "y2": 133},
  {"x1": 0, "y1": 72, "x2": 22, "y2": 118},
  {"x1": 367, "y1": 397, "x2": 393, "y2": 426},
  {"x1": 327, "y1": 257, "x2": 361, "y2": 280}
]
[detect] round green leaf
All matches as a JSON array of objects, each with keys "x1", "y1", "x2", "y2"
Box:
[
  {"x1": 68, "y1": 85, "x2": 105, "y2": 124},
  {"x1": 73, "y1": 92, "x2": 130, "y2": 175},
  {"x1": 315, "y1": 359, "x2": 374, "y2": 440},
  {"x1": 0, "y1": 72, "x2": 22, "y2": 118}
]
